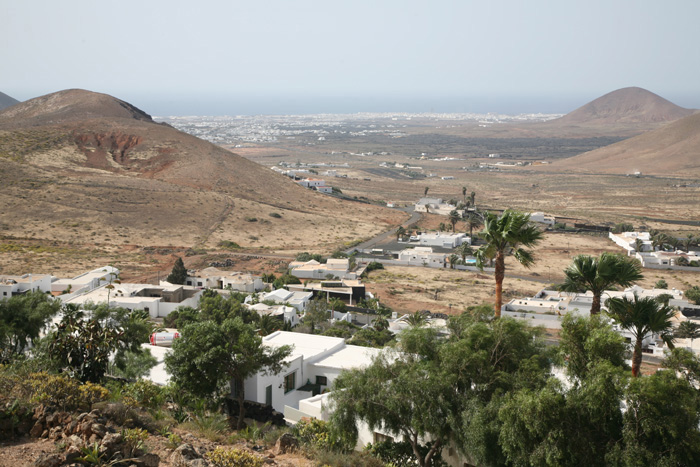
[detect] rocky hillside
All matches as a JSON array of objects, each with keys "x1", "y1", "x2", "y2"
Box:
[
  {"x1": 550, "y1": 111, "x2": 700, "y2": 176},
  {"x1": 0, "y1": 89, "x2": 403, "y2": 251}
]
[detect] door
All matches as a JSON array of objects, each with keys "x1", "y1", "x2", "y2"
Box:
[{"x1": 265, "y1": 385, "x2": 272, "y2": 407}]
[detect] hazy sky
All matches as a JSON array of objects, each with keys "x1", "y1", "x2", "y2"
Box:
[{"x1": 2, "y1": 0, "x2": 699, "y2": 115}]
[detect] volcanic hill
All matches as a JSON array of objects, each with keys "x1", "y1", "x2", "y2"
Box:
[
  {"x1": 549, "y1": 111, "x2": 700, "y2": 176},
  {"x1": 551, "y1": 87, "x2": 694, "y2": 126},
  {"x1": 0, "y1": 89, "x2": 403, "y2": 251},
  {"x1": 0, "y1": 91, "x2": 19, "y2": 110}
]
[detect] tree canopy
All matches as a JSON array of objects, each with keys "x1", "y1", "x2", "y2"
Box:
[
  {"x1": 165, "y1": 317, "x2": 292, "y2": 428},
  {"x1": 0, "y1": 290, "x2": 60, "y2": 363},
  {"x1": 166, "y1": 257, "x2": 188, "y2": 284}
]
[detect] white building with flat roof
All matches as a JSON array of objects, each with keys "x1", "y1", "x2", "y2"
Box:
[
  {"x1": 0, "y1": 274, "x2": 53, "y2": 298},
  {"x1": 419, "y1": 232, "x2": 468, "y2": 248},
  {"x1": 609, "y1": 231, "x2": 653, "y2": 255},
  {"x1": 288, "y1": 258, "x2": 357, "y2": 280},
  {"x1": 65, "y1": 283, "x2": 202, "y2": 318},
  {"x1": 244, "y1": 331, "x2": 383, "y2": 415},
  {"x1": 186, "y1": 267, "x2": 263, "y2": 293},
  {"x1": 263, "y1": 289, "x2": 313, "y2": 311},
  {"x1": 51, "y1": 266, "x2": 120, "y2": 295},
  {"x1": 397, "y1": 247, "x2": 446, "y2": 267}
]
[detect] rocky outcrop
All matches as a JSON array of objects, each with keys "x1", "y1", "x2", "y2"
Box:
[{"x1": 30, "y1": 405, "x2": 160, "y2": 466}]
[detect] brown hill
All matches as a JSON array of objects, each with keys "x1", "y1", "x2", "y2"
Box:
[
  {"x1": 551, "y1": 87, "x2": 694, "y2": 126},
  {"x1": 549, "y1": 112, "x2": 700, "y2": 176},
  {"x1": 0, "y1": 89, "x2": 403, "y2": 251},
  {"x1": 0, "y1": 91, "x2": 19, "y2": 110}
]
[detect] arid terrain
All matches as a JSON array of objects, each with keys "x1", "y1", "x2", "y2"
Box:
[{"x1": 2, "y1": 87, "x2": 699, "y2": 311}]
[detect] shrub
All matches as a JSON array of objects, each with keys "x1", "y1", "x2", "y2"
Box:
[
  {"x1": 244, "y1": 217, "x2": 258, "y2": 222},
  {"x1": 122, "y1": 427, "x2": 148, "y2": 456},
  {"x1": 205, "y1": 447, "x2": 264, "y2": 467},
  {"x1": 293, "y1": 418, "x2": 338, "y2": 451},
  {"x1": 655, "y1": 279, "x2": 669, "y2": 289},
  {"x1": 29, "y1": 373, "x2": 109, "y2": 411},
  {"x1": 269, "y1": 212, "x2": 282, "y2": 218},
  {"x1": 122, "y1": 380, "x2": 164, "y2": 409},
  {"x1": 365, "y1": 440, "x2": 447, "y2": 467},
  {"x1": 364, "y1": 262, "x2": 384, "y2": 274},
  {"x1": 219, "y1": 240, "x2": 241, "y2": 250}
]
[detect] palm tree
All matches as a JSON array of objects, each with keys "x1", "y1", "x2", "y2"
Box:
[
  {"x1": 406, "y1": 312, "x2": 427, "y2": 327},
  {"x1": 675, "y1": 320, "x2": 700, "y2": 354},
  {"x1": 558, "y1": 253, "x2": 643, "y2": 315},
  {"x1": 396, "y1": 226, "x2": 407, "y2": 241},
  {"x1": 683, "y1": 234, "x2": 696, "y2": 252},
  {"x1": 464, "y1": 211, "x2": 483, "y2": 239},
  {"x1": 424, "y1": 187, "x2": 429, "y2": 197},
  {"x1": 258, "y1": 314, "x2": 280, "y2": 336},
  {"x1": 462, "y1": 186, "x2": 467, "y2": 205},
  {"x1": 373, "y1": 315, "x2": 389, "y2": 332},
  {"x1": 449, "y1": 210, "x2": 460, "y2": 233},
  {"x1": 605, "y1": 295, "x2": 676, "y2": 377},
  {"x1": 456, "y1": 243, "x2": 474, "y2": 264},
  {"x1": 634, "y1": 237, "x2": 644, "y2": 253},
  {"x1": 475, "y1": 210, "x2": 543, "y2": 318},
  {"x1": 470, "y1": 191, "x2": 476, "y2": 207},
  {"x1": 448, "y1": 254, "x2": 459, "y2": 269},
  {"x1": 438, "y1": 222, "x2": 447, "y2": 233}
]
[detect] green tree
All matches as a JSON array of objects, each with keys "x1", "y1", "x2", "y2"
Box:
[
  {"x1": 499, "y1": 362, "x2": 625, "y2": 467},
  {"x1": 462, "y1": 186, "x2": 467, "y2": 205},
  {"x1": 165, "y1": 317, "x2": 291, "y2": 429},
  {"x1": 448, "y1": 253, "x2": 459, "y2": 269},
  {"x1": 605, "y1": 295, "x2": 676, "y2": 377},
  {"x1": 257, "y1": 314, "x2": 282, "y2": 336},
  {"x1": 557, "y1": 314, "x2": 628, "y2": 381},
  {"x1": 683, "y1": 233, "x2": 696, "y2": 252},
  {"x1": 675, "y1": 320, "x2": 700, "y2": 353},
  {"x1": 685, "y1": 286, "x2": 700, "y2": 305},
  {"x1": 110, "y1": 348, "x2": 158, "y2": 380},
  {"x1": 558, "y1": 253, "x2": 643, "y2": 315},
  {"x1": 475, "y1": 210, "x2": 543, "y2": 318},
  {"x1": 303, "y1": 299, "x2": 329, "y2": 334},
  {"x1": 608, "y1": 370, "x2": 700, "y2": 465},
  {"x1": 167, "y1": 257, "x2": 188, "y2": 284},
  {"x1": 396, "y1": 226, "x2": 406, "y2": 241},
  {"x1": 448, "y1": 210, "x2": 460, "y2": 233},
  {"x1": 0, "y1": 290, "x2": 60, "y2": 363},
  {"x1": 328, "y1": 297, "x2": 346, "y2": 314},
  {"x1": 663, "y1": 347, "x2": 700, "y2": 387},
  {"x1": 406, "y1": 313, "x2": 427, "y2": 327},
  {"x1": 424, "y1": 186, "x2": 429, "y2": 197},
  {"x1": 654, "y1": 278, "x2": 668, "y2": 289}
]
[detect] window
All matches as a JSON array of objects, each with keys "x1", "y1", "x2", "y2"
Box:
[
  {"x1": 284, "y1": 372, "x2": 296, "y2": 393},
  {"x1": 197, "y1": 282, "x2": 203, "y2": 287},
  {"x1": 373, "y1": 432, "x2": 393, "y2": 443},
  {"x1": 186, "y1": 281, "x2": 192, "y2": 286},
  {"x1": 315, "y1": 376, "x2": 328, "y2": 386}
]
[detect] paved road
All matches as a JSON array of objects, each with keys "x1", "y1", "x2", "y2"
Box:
[{"x1": 344, "y1": 208, "x2": 422, "y2": 254}]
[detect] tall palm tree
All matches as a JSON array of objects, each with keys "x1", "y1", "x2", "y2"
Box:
[
  {"x1": 464, "y1": 210, "x2": 483, "y2": 239},
  {"x1": 462, "y1": 186, "x2": 467, "y2": 205},
  {"x1": 449, "y1": 210, "x2": 460, "y2": 233},
  {"x1": 683, "y1": 234, "x2": 696, "y2": 252},
  {"x1": 448, "y1": 254, "x2": 459, "y2": 269},
  {"x1": 470, "y1": 191, "x2": 476, "y2": 207},
  {"x1": 675, "y1": 320, "x2": 700, "y2": 354},
  {"x1": 605, "y1": 295, "x2": 676, "y2": 377},
  {"x1": 424, "y1": 187, "x2": 429, "y2": 197},
  {"x1": 475, "y1": 210, "x2": 543, "y2": 318},
  {"x1": 559, "y1": 253, "x2": 644, "y2": 315}
]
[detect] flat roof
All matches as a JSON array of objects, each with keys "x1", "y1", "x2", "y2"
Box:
[
  {"x1": 263, "y1": 331, "x2": 344, "y2": 361},
  {"x1": 312, "y1": 345, "x2": 383, "y2": 370}
]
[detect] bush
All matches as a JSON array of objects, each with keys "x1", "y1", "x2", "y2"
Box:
[
  {"x1": 122, "y1": 427, "x2": 148, "y2": 456},
  {"x1": 364, "y1": 262, "x2": 384, "y2": 274},
  {"x1": 655, "y1": 279, "x2": 669, "y2": 289},
  {"x1": 205, "y1": 447, "x2": 264, "y2": 467},
  {"x1": 365, "y1": 440, "x2": 447, "y2": 467},
  {"x1": 293, "y1": 418, "x2": 338, "y2": 451},
  {"x1": 122, "y1": 380, "x2": 164, "y2": 409},
  {"x1": 219, "y1": 240, "x2": 241, "y2": 250},
  {"x1": 244, "y1": 217, "x2": 258, "y2": 222},
  {"x1": 29, "y1": 373, "x2": 109, "y2": 411},
  {"x1": 269, "y1": 212, "x2": 282, "y2": 218}
]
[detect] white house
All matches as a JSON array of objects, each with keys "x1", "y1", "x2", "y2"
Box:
[
  {"x1": 297, "y1": 178, "x2": 332, "y2": 194},
  {"x1": 414, "y1": 197, "x2": 456, "y2": 215},
  {"x1": 246, "y1": 303, "x2": 300, "y2": 326},
  {"x1": 288, "y1": 258, "x2": 357, "y2": 280},
  {"x1": 0, "y1": 274, "x2": 53, "y2": 298},
  {"x1": 65, "y1": 283, "x2": 202, "y2": 318},
  {"x1": 397, "y1": 247, "x2": 447, "y2": 267},
  {"x1": 609, "y1": 231, "x2": 653, "y2": 255},
  {"x1": 419, "y1": 232, "x2": 469, "y2": 248},
  {"x1": 51, "y1": 266, "x2": 120, "y2": 295},
  {"x1": 528, "y1": 212, "x2": 556, "y2": 227},
  {"x1": 262, "y1": 288, "x2": 313, "y2": 311},
  {"x1": 243, "y1": 331, "x2": 383, "y2": 415},
  {"x1": 636, "y1": 250, "x2": 700, "y2": 268},
  {"x1": 186, "y1": 267, "x2": 264, "y2": 293}
]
